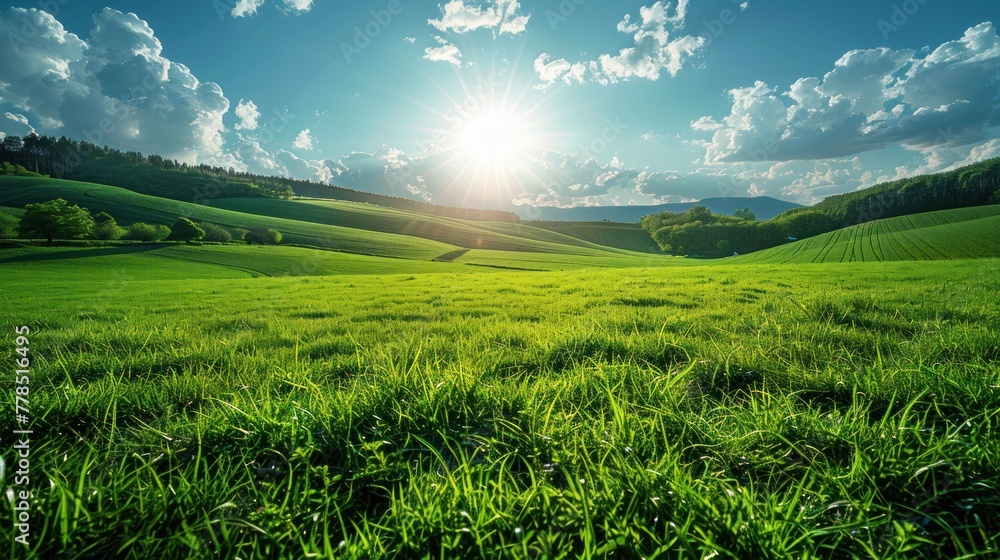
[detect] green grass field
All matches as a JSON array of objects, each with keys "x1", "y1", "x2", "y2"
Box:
[
  {"x1": 738, "y1": 205, "x2": 1000, "y2": 264},
  {"x1": 3, "y1": 175, "x2": 1000, "y2": 558},
  {"x1": 2, "y1": 252, "x2": 999, "y2": 558}
]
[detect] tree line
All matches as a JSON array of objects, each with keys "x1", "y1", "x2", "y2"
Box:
[
  {"x1": 811, "y1": 157, "x2": 1000, "y2": 226},
  {"x1": 0, "y1": 133, "x2": 522, "y2": 223},
  {"x1": 0, "y1": 134, "x2": 292, "y2": 200},
  {"x1": 1, "y1": 198, "x2": 281, "y2": 245},
  {"x1": 641, "y1": 157, "x2": 1000, "y2": 257}
]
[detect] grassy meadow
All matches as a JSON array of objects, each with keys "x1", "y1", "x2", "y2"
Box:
[
  {"x1": 2, "y1": 249, "x2": 999, "y2": 558},
  {"x1": 3, "y1": 174, "x2": 1000, "y2": 558}
]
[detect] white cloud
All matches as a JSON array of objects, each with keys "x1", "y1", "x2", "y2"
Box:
[
  {"x1": 690, "y1": 116, "x2": 722, "y2": 131},
  {"x1": 263, "y1": 139, "x2": 970, "y2": 209},
  {"x1": 429, "y1": 0, "x2": 530, "y2": 35},
  {"x1": 293, "y1": 129, "x2": 315, "y2": 151},
  {"x1": 277, "y1": 149, "x2": 321, "y2": 179},
  {"x1": 0, "y1": 7, "x2": 229, "y2": 163},
  {"x1": 1, "y1": 112, "x2": 36, "y2": 137},
  {"x1": 232, "y1": 0, "x2": 265, "y2": 17},
  {"x1": 230, "y1": 134, "x2": 283, "y2": 175},
  {"x1": 260, "y1": 141, "x2": 799, "y2": 209},
  {"x1": 280, "y1": 0, "x2": 313, "y2": 14},
  {"x1": 231, "y1": 0, "x2": 312, "y2": 17},
  {"x1": 534, "y1": 1, "x2": 706, "y2": 89},
  {"x1": 776, "y1": 158, "x2": 865, "y2": 203},
  {"x1": 948, "y1": 139, "x2": 1000, "y2": 170},
  {"x1": 532, "y1": 54, "x2": 587, "y2": 89},
  {"x1": 234, "y1": 99, "x2": 260, "y2": 130},
  {"x1": 424, "y1": 36, "x2": 463, "y2": 67},
  {"x1": 404, "y1": 37, "x2": 417, "y2": 43},
  {"x1": 698, "y1": 22, "x2": 1000, "y2": 164}
]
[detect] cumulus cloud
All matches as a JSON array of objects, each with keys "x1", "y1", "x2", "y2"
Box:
[
  {"x1": 281, "y1": 0, "x2": 314, "y2": 13},
  {"x1": 234, "y1": 99, "x2": 260, "y2": 130},
  {"x1": 773, "y1": 158, "x2": 867, "y2": 203},
  {"x1": 498, "y1": 149, "x2": 758, "y2": 208},
  {"x1": 309, "y1": 148, "x2": 455, "y2": 202},
  {"x1": 231, "y1": 0, "x2": 312, "y2": 17},
  {"x1": 261, "y1": 141, "x2": 787, "y2": 209},
  {"x1": 260, "y1": 145, "x2": 700, "y2": 210},
  {"x1": 0, "y1": 7, "x2": 230, "y2": 163},
  {"x1": 948, "y1": 139, "x2": 1000, "y2": 170},
  {"x1": 534, "y1": 1, "x2": 706, "y2": 89},
  {"x1": 229, "y1": 134, "x2": 283, "y2": 175},
  {"x1": 424, "y1": 36, "x2": 463, "y2": 67},
  {"x1": 277, "y1": 148, "x2": 324, "y2": 179},
  {"x1": 690, "y1": 116, "x2": 722, "y2": 131},
  {"x1": 293, "y1": 129, "x2": 315, "y2": 151},
  {"x1": 698, "y1": 22, "x2": 1000, "y2": 163},
  {"x1": 429, "y1": 0, "x2": 530, "y2": 35},
  {"x1": 532, "y1": 54, "x2": 586, "y2": 88},
  {"x1": 251, "y1": 138, "x2": 875, "y2": 209},
  {"x1": 231, "y1": 0, "x2": 265, "y2": 17}
]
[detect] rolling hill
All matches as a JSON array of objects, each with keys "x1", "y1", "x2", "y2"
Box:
[
  {"x1": 0, "y1": 176, "x2": 454, "y2": 260},
  {"x1": 4, "y1": 174, "x2": 999, "y2": 271},
  {"x1": 0, "y1": 243, "x2": 476, "y2": 284},
  {"x1": 526, "y1": 221, "x2": 662, "y2": 254},
  {"x1": 0, "y1": 176, "x2": 673, "y2": 268},
  {"x1": 208, "y1": 197, "x2": 656, "y2": 255},
  {"x1": 736, "y1": 205, "x2": 1000, "y2": 264}
]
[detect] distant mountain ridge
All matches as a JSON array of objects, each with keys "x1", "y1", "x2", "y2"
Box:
[{"x1": 521, "y1": 196, "x2": 803, "y2": 223}]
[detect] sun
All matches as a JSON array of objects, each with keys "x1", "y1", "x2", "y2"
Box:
[
  {"x1": 408, "y1": 67, "x2": 566, "y2": 208},
  {"x1": 458, "y1": 110, "x2": 526, "y2": 167}
]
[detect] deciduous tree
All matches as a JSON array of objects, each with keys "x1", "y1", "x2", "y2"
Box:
[{"x1": 18, "y1": 198, "x2": 94, "y2": 243}]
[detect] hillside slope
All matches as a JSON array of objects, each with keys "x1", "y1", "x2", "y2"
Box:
[
  {"x1": 0, "y1": 244, "x2": 470, "y2": 283},
  {"x1": 808, "y1": 157, "x2": 999, "y2": 226},
  {"x1": 0, "y1": 176, "x2": 454, "y2": 260},
  {"x1": 526, "y1": 221, "x2": 662, "y2": 254},
  {"x1": 209, "y1": 198, "x2": 643, "y2": 256},
  {"x1": 736, "y1": 205, "x2": 1000, "y2": 264}
]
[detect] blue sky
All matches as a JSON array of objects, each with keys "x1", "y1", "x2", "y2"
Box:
[{"x1": 0, "y1": 1, "x2": 997, "y2": 212}]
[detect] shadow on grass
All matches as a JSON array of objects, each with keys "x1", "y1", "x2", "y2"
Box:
[{"x1": 0, "y1": 243, "x2": 170, "y2": 263}]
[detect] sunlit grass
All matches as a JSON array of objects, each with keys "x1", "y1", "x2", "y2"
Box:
[{"x1": 1, "y1": 258, "x2": 998, "y2": 558}]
